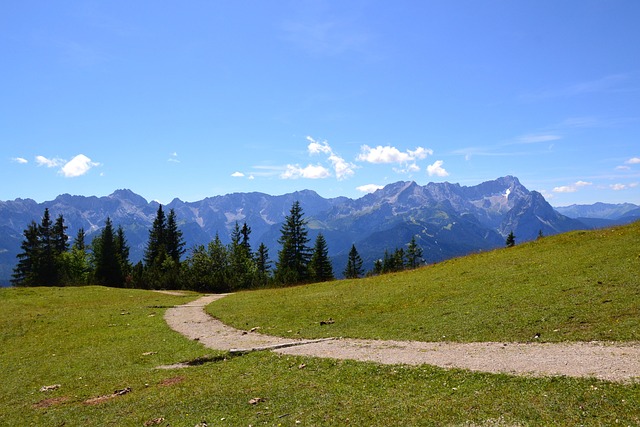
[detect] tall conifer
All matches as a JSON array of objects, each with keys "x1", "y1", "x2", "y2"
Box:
[
  {"x1": 309, "y1": 233, "x2": 334, "y2": 282},
  {"x1": 343, "y1": 244, "x2": 364, "y2": 279},
  {"x1": 275, "y1": 201, "x2": 311, "y2": 285}
]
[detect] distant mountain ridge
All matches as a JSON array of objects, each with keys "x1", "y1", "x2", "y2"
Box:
[
  {"x1": 554, "y1": 202, "x2": 640, "y2": 228},
  {"x1": 1, "y1": 176, "x2": 636, "y2": 285}
]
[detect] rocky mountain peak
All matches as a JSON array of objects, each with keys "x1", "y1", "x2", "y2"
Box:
[{"x1": 109, "y1": 189, "x2": 148, "y2": 207}]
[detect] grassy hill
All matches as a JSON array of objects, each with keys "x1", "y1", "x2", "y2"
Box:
[
  {"x1": 210, "y1": 221, "x2": 640, "y2": 343},
  {"x1": 1, "y1": 222, "x2": 639, "y2": 425}
]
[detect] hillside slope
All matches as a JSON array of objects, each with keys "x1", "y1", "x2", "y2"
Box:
[{"x1": 210, "y1": 221, "x2": 640, "y2": 343}]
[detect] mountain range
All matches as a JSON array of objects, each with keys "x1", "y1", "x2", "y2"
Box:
[{"x1": 1, "y1": 175, "x2": 638, "y2": 285}]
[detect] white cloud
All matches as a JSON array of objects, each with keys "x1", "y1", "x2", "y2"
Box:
[
  {"x1": 394, "y1": 163, "x2": 421, "y2": 174},
  {"x1": 281, "y1": 164, "x2": 331, "y2": 180},
  {"x1": 553, "y1": 180, "x2": 592, "y2": 193},
  {"x1": 306, "y1": 136, "x2": 356, "y2": 180},
  {"x1": 356, "y1": 184, "x2": 384, "y2": 193},
  {"x1": 407, "y1": 147, "x2": 430, "y2": 159},
  {"x1": 426, "y1": 160, "x2": 449, "y2": 177},
  {"x1": 357, "y1": 145, "x2": 432, "y2": 164},
  {"x1": 12, "y1": 157, "x2": 28, "y2": 164},
  {"x1": 328, "y1": 154, "x2": 356, "y2": 180},
  {"x1": 307, "y1": 136, "x2": 332, "y2": 155},
  {"x1": 61, "y1": 154, "x2": 100, "y2": 178},
  {"x1": 36, "y1": 155, "x2": 65, "y2": 168},
  {"x1": 625, "y1": 157, "x2": 640, "y2": 164},
  {"x1": 231, "y1": 171, "x2": 245, "y2": 177},
  {"x1": 610, "y1": 183, "x2": 627, "y2": 191},
  {"x1": 553, "y1": 185, "x2": 576, "y2": 193},
  {"x1": 616, "y1": 165, "x2": 631, "y2": 171}
]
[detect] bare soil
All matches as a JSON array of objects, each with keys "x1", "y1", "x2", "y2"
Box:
[{"x1": 164, "y1": 294, "x2": 640, "y2": 383}]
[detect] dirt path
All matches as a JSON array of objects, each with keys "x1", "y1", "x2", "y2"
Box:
[{"x1": 164, "y1": 294, "x2": 640, "y2": 383}]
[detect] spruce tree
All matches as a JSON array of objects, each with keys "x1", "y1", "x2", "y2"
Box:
[
  {"x1": 93, "y1": 217, "x2": 124, "y2": 287},
  {"x1": 115, "y1": 225, "x2": 132, "y2": 284},
  {"x1": 240, "y1": 222, "x2": 252, "y2": 255},
  {"x1": 166, "y1": 208, "x2": 186, "y2": 263},
  {"x1": 73, "y1": 228, "x2": 86, "y2": 252},
  {"x1": 228, "y1": 221, "x2": 255, "y2": 289},
  {"x1": 255, "y1": 242, "x2": 271, "y2": 285},
  {"x1": 144, "y1": 204, "x2": 167, "y2": 267},
  {"x1": 143, "y1": 206, "x2": 185, "y2": 288},
  {"x1": 506, "y1": 231, "x2": 516, "y2": 247},
  {"x1": 66, "y1": 228, "x2": 90, "y2": 285},
  {"x1": 406, "y1": 236, "x2": 424, "y2": 269},
  {"x1": 11, "y1": 221, "x2": 40, "y2": 286},
  {"x1": 52, "y1": 214, "x2": 69, "y2": 254},
  {"x1": 207, "y1": 233, "x2": 230, "y2": 292},
  {"x1": 309, "y1": 233, "x2": 334, "y2": 282},
  {"x1": 372, "y1": 258, "x2": 383, "y2": 276},
  {"x1": 275, "y1": 201, "x2": 311, "y2": 285},
  {"x1": 343, "y1": 244, "x2": 364, "y2": 279},
  {"x1": 394, "y1": 247, "x2": 406, "y2": 271},
  {"x1": 37, "y1": 208, "x2": 57, "y2": 286}
]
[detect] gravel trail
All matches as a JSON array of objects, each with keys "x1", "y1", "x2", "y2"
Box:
[{"x1": 164, "y1": 294, "x2": 640, "y2": 383}]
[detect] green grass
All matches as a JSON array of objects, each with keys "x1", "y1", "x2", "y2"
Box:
[
  {"x1": 209, "y1": 221, "x2": 640, "y2": 343},
  {"x1": 1, "y1": 223, "x2": 639, "y2": 425},
  {"x1": 1, "y1": 286, "x2": 639, "y2": 426}
]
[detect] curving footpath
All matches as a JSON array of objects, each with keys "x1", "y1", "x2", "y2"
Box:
[{"x1": 164, "y1": 294, "x2": 640, "y2": 383}]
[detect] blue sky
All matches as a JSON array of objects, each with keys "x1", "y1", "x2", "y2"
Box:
[{"x1": 2, "y1": 1, "x2": 639, "y2": 206}]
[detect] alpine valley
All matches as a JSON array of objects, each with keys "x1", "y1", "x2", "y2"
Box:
[{"x1": 1, "y1": 175, "x2": 638, "y2": 285}]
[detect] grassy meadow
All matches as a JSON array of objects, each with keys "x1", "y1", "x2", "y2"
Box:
[
  {"x1": 0, "y1": 222, "x2": 639, "y2": 425},
  {"x1": 210, "y1": 222, "x2": 640, "y2": 343}
]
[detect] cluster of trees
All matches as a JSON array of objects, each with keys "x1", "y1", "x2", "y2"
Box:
[
  {"x1": 183, "y1": 201, "x2": 337, "y2": 292},
  {"x1": 370, "y1": 236, "x2": 424, "y2": 275},
  {"x1": 11, "y1": 206, "x2": 185, "y2": 288},
  {"x1": 12, "y1": 201, "x2": 425, "y2": 290},
  {"x1": 11, "y1": 209, "x2": 132, "y2": 287}
]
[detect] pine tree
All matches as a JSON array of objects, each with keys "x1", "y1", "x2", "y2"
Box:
[
  {"x1": 12, "y1": 210, "x2": 71, "y2": 286},
  {"x1": 506, "y1": 230, "x2": 516, "y2": 247},
  {"x1": 11, "y1": 221, "x2": 40, "y2": 286},
  {"x1": 143, "y1": 205, "x2": 185, "y2": 289},
  {"x1": 275, "y1": 201, "x2": 311, "y2": 285},
  {"x1": 240, "y1": 222, "x2": 252, "y2": 255},
  {"x1": 255, "y1": 242, "x2": 271, "y2": 285},
  {"x1": 309, "y1": 233, "x2": 334, "y2": 282},
  {"x1": 372, "y1": 258, "x2": 383, "y2": 276},
  {"x1": 406, "y1": 236, "x2": 424, "y2": 269},
  {"x1": 207, "y1": 233, "x2": 230, "y2": 292},
  {"x1": 65, "y1": 227, "x2": 90, "y2": 285},
  {"x1": 228, "y1": 221, "x2": 256, "y2": 289},
  {"x1": 37, "y1": 208, "x2": 57, "y2": 286},
  {"x1": 73, "y1": 228, "x2": 86, "y2": 252},
  {"x1": 382, "y1": 249, "x2": 394, "y2": 273},
  {"x1": 394, "y1": 248, "x2": 406, "y2": 271},
  {"x1": 166, "y1": 208, "x2": 186, "y2": 263},
  {"x1": 343, "y1": 244, "x2": 364, "y2": 279},
  {"x1": 144, "y1": 204, "x2": 167, "y2": 267},
  {"x1": 115, "y1": 225, "x2": 132, "y2": 284},
  {"x1": 52, "y1": 214, "x2": 69, "y2": 254},
  {"x1": 93, "y1": 217, "x2": 124, "y2": 287}
]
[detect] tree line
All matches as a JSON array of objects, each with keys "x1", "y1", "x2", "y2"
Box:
[{"x1": 12, "y1": 201, "x2": 425, "y2": 289}]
